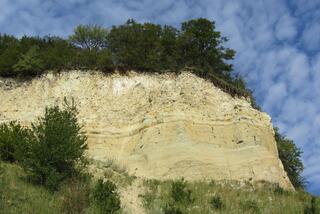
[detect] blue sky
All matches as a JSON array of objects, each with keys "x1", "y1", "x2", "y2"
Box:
[{"x1": 0, "y1": 0, "x2": 319, "y2": 195}]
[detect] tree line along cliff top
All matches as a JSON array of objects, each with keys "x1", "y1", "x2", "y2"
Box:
[{"x1": 0, "y1": 18, "x2": 257, "y2": 105}]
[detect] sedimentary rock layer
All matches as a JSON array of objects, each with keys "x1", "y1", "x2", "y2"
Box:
[{"x1": 0, "y1": 71, "x2": 293, "y2": 189}]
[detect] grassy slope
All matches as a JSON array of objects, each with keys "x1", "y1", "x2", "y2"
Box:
[
  {"x1": 0, "y1": 163, "x2": 61, "y2": 214},
  {"x1": 141, "y1": 180, "x2": 319, "y2": 214},
  {"x1": 1, "y1": 163, "x2": 319, "y2": 214}
]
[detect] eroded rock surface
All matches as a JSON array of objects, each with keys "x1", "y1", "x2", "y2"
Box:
[{"x1": 0, "y1": 71, "x2": 293, "y2": 189}]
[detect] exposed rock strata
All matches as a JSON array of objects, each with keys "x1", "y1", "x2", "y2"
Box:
[{"x1": 0, "y1": 71, "x2": 293, "y2": 189}]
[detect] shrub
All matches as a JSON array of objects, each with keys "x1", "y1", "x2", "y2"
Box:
[
  {"x1": 273, "y1": 184, "x2": 285, "y2": 195},
  {"x1": 241, "y1": 199, "x2": 260, "y2": 213},
  {"x1": 60, "y1": 176, "x2": 91, "y2": 214},
  {"x1": 163, "y1": 203, "x2": 184, "y2": 214},
  {"x1": 91, "y1": 179, "x2": 121, "y2": 214},
  {"x1": 210, "y1": 195, "x2": 224, "y2": 210},
  {"x1": 171, "y1": 178, "x2": 193, "y2": 203},
  {"x1": 304, "y1": 196, "x2": 319, "y2": 214},
  {"x1": 0, "y1": 121, "x2": 31, "y2": 162},
  {"x1": 274, "y1": 127, "x2": 305, "y2": 188},
  {"x1": 20, "y1": 99, "x2": 87, "y2": 190}
]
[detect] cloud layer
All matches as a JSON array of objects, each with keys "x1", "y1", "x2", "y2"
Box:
[{"x1": 0, "y1": 0, "x2": 319, "y2": 195}]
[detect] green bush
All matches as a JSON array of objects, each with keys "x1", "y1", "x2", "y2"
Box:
[
  {"x1": 304, "y1": 196, "x2": 319, "y2": 214},
  {"x1": 210, "y1": 195, "x2": 224, "y2": 210},
  {"x1": 60, "y1": 176, "x2": 91, "y2": 214},
  {"x1": 20, "y1": 100, "x2": 87, "y2": 190},
  {"x1": 241, "y1": 199, "x2": 260, "y2": 213},
  {"x1": 0, "y1": 121, "x2": 31, "y2": 162},
  {"x1": 273, "y1": 184, "x2": 285, "y2": 195},
  {"x1": 274, "y1": 127, "x2": 305, "y2": 188},
  {"x1": 91, "y1": 179, "x2": 121, "y2": 214},
  {"x1": 163, "y1": 203, "x2": 184, "y2": 214},
  {"x1": 171, "y1": 179, "x2": 193, "y2": 203}
]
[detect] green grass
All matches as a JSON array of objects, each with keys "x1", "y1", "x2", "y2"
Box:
[
  {"x1": 0, "y1": 163, "x2": 123, "y2": 214},
  {"x1": 0, "y1": 163, "x2": 61, "y2": 214},
  {"x1": 141, "y1": 179, "x2": 319, "y2": 214},
  {"x1": 1, "y1": 162, "x2": 319, "y2": 214}
]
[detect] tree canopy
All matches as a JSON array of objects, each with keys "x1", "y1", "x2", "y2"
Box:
[{"x1": 0, "y1": 19, "x2": 245, "y2": 96}]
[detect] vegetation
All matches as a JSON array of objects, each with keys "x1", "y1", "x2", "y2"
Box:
[
  {"x1": 0, "y1": 18, "x2": 314, "y2": 213},
  {"x1": 210, "y1": 195, "x2": 225, "y2": 210},
  {"x1": 274, "y1": 127, "x2": 305, "y2": 189},
  {"x1": 0, "y1": 121, "x2": 31, "y2": 162},
  {"x1": 0, "y1": 18, "x2": 253, "y2": 99},
  {"x1": 141, "y1": 179, "x2": 319, "y2": 214},
  {"x1": 91, "y1": 179, "x2": 121, "y2": 214},
  {"x1": 18, "y1": 99, "x2": 88, "y2": 191},
  {"x1": 171, "y1": 179, "x2": 193, "y2": 204}
]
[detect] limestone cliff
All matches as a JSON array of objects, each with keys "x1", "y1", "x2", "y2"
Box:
[{"x1": 0, "y1": 71, "x2": 293, "y2": 189}]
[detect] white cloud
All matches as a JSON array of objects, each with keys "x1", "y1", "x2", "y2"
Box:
[
  {"x1": 275, "y1": 14, "x2": 297, "y2": 41},
  {"x1": 301, "y1": 22, "x2": 320, "y2": 51}
]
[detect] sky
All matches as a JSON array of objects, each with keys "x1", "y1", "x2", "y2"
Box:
[{"x1": 0, "y1": 0, "x2": 319, "y2": 195}]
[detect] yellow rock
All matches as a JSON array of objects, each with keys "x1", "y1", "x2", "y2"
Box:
[{"x1": 0, "y1": 70, "x2": 293, "y2": 189}]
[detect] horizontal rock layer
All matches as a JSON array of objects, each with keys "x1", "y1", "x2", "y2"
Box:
[{"x1": 0, "y1": 71, "x2": 293, "y2": 189}]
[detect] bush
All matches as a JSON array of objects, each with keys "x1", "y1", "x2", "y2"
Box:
[
  {"x1": 60, "y1": 176, "x2": 91, "y2": 214},
  {"x1": 171, "y1": 178, "x2": 193, "y2": 203},
  {"x1": 91, "y1": 179, "x2": 121, "y2": 214},
  {"x1": 241, "y1": 200, "x2": 260, "y2": 213},
  {"x1": 274, "y1": 127, "x2": 305, "y2": 188},
  {"x1": 273, "y1": 184, "x2": 285, "y2": 195},
  {"x1": 0, "y1": 121, "x2": 31, "y2": 162},
  {"x1": 210, "y1": 195, "x2": 224, "y2": 210},
  {"x1": 304, "y1": 196, "x2": 319, "y2": 214},
  {"x1": 20, "y1": 99, "x2": 87, "y2": 190},
  {"x1": 163, "y1": 203, "x2": 184, "y2": 214}
]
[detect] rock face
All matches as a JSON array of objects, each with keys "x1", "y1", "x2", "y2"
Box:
[{"x1": 0, "y1": 71, "x2": 293, "y2": 189}]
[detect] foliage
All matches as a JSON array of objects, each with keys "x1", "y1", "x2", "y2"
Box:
[
  {"x1": 163, "y1": 203, "x2": 184, "y2": 214},
  {"x1": 304, "y1": 196, "x2": 319, "y2": 214},
  {"x1": 0, "y1": 19, "x2": 254, "y2": 99},
  {"x1": 240, "y1": 199, "x2": 260, "y2": 213},
  {"x1": 13, "y1": 46, "x2": 44, "y2": 76},
  {"x1": 210, "y1": 195, "x2": 224, "y2": 210},
  {"x1": 20, "y1": 100, "x2": 87, "y2": 191},
  {"x1": 60, "y1": 176, "x2": 91, "y2": 214},
  {"x1": 179, "y1": 18, "x2": 235, "y2": 77},
  {"x1": 142, "y1": 179, "x2": 316, "y2": 214},
  {"x1": 0, "y1": 121, "x2": 31, "y2": 162},
  {"x1": 171, "y1": 178, "x2": 193, "y2": 203},
  {"x1": 274, "y1": 127, "x2": 305, "y2": 188},
  {"x1": 0, "y1": 163, "x2": 61, "y2": 214},
  {"x1": 91, "y1": 179, "x2": 121, "y2": 214},
  {"x1": 69, "y1": 24, "x2": 108, "y2": 50}
]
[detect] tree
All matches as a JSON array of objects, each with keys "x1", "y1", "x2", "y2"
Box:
[
  {"x1": 274, "y1": 127, "x2": 305, "y2": 188},
  {"x1": 13, "y1": 46, "x2": 44, "y2": 76},
  {"x1": 69, "y1": 24, "x2": 108, "y2": 50},
  {"x1": 0, "y1": 35, "x2": 20, "y2": 76},
  {"x1": 21, "y1": 99, "x2": 87, "y2": 190},
  {"x1": 108, "y1": 19, "x2": 163, "y2": 71},
  {"x1": 178, "y1": 18, "x2": 235, "y2": 77},
  {"x1": 159, "y1": 25, "x2": 180, "y2": 71}
]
